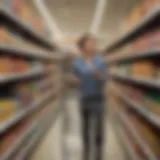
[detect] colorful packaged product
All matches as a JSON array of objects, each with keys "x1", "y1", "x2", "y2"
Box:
[
  {"x1": 0, "y1": 99, "x2": 16, "y2": 122},
  {"x1": 15, "y1": 83, "x2": 33, "y2": 108},
  {"x1": 131, "y1": 60, "x2": 154, "y2": 78},
  {"x1": 145, "y1": 92, "x2": 160, "y2": 115}
]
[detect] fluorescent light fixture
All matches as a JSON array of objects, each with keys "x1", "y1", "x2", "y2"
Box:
[
  {"x1": 90, "y1": 0, "x2": 107, "y2": 35},
  {"x1": 34, "y1": 0, "x2": 64, "y2": 40}
]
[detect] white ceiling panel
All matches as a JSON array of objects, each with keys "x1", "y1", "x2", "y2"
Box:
[
  {"x1": 44, "y1": 0, "x2": 141, "y2": 46},
  {"x1": 45, "y1": 0, "x2": 97, "y2": 34},
  {"x1": 100, "y1": 0, "x2": 140, "y2": 35}
]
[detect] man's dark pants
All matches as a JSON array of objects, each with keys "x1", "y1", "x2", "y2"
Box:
[{"x1": 81, "y1": 97, "x2": 104, "y2": 160}]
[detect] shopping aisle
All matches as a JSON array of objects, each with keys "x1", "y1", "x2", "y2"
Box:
[{"x1": 30, "y1": 92, "x2": 125, "y2": 160}]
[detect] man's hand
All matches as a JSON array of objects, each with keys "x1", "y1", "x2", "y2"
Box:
[{"x1": 92, "y1": 71, "x2": 102, "y2": 80}]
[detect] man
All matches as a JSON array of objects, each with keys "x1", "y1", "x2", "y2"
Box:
[{"x1": 72, "y1": 33, "x2": 106, "y2": 160}]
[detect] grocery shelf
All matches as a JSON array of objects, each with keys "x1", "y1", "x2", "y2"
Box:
[
  {"x1": 15, "y1": 130, "x2": 42, "y2": 160},
  {"x1": 111, "y1": 73, "x2": 160, "y2": 89},
  {"x1": 0, "y1": 45, "x2": 58, "y2": 61},
  {"x1": 119, "y1": 111, "x2": 158, "y2": 160},
  {"x1": 14, "y1": 105, "x2": 62, "y2": 160},
  {"x1": 111, "y1": 111, "x2": 141, "y2": 160},
  {"x1": 111, "y1": 110, "x2": 142, "y2": 160},
  {"x1": 0, "y1": 90, "x2": 55, "y2": 135},
  {"x1": 1, "y1": 121, "x2": 37, "y2": 160},
  {"x1": 0, "y1": 8, "x2": 55, "y2": 50},
  {"x1": 0, "y1": 2, "x2": 63, "y2": 160},
  {"x1": 104, "y1": 5, "x2": 160, "y2": 53},
  {"x1": 108, "y1": 48, "x2": 160, "y2": 64},
  {"x1": 114, "y1": 124, "x2": 142, "y2": 160},
  {"x1": 112, "y1": 87, "x2": 160, "y2": 128},
  {"x1": 0, "y1": 69, "x2": 43, "y2": 84}
]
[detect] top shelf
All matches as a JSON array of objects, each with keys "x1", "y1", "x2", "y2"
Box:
[
  {"x1": 104, "y1": 5, "x2": 160, "y2": 53},
  {"x1": 0, "y1": 8, "x2": 56, "y2": 51}
]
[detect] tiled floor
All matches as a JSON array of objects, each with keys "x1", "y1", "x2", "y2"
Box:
[{"x1": 30, "y1": 93, "x2": 125, "y2": 160}]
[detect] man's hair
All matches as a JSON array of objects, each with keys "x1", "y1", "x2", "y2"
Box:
[{"x1": 77, "y1": 33, "x2": 95, "y2": 50}]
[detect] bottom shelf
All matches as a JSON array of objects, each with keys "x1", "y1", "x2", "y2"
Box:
[
  {"x1": 14, "y1": 130, "x2": 42, "y2": 160},
  {"x1": 13, "y1": 101, "x2": 62, "y2": 160},
  {"x1": 111, "y1": 112, "x2": 143, "y2": 160},
  {"x1": 117, "y1": 125, "x2": 142, "y2": 160},
  {"x1": 1, "y1": 121, "x2": 37, "y2": 160},
  {"x1": 119, "y1": 112, "x2": 158, "y2": 160}
]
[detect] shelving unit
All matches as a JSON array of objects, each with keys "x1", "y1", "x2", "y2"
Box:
[
  {"x1": 108, "y1": 48, "x2": 160, "y2": 65},
  {"x1": 0, "y1": 1, "x2": 64, "y2": 159},
  {"x1": 119, "y1": 112, "x2": 157, "y2": 160},
  {"x1": 118, "y1": 127, "x2": 141, "y2": 160},
  {"x1": 14, "y1": 102, "x2": 63, "y2": 160},
  {"x1": 104, "y1": 5, "x2": 160, "y2": 53},
  {"x1": 0, "y1": 8, "x2": 55, "y2": 50},
  {"x1": 14, "y1": 104, "x2": 62, "y2": 160},
  {"x1": 112, "y1": 116, "x2": 142, "y2": 160},
  {"x1": 0, "y1": 44, "x2": 59, "y2": 61},
  {"x1": 14, "y1": 130, "x2": 42, "y2": 160},
  {"x1": 105, "y1": 2, "x2": 160, "y2": 160},
  {"x1": 0, "y1": 89, "x2": 57, "y2": 134},
  {"x1": 112, "y1": 86, "x2": 160, "y2": 128},
  {"x1": 111, "y1": 73, "x2": 160, "y2": 90},
  {"x1": 1, "y1": 121, "x2": 37, "y2": 160},
  {"x1": 2, "y1": 100, "x2": 62, "y2": 160}
]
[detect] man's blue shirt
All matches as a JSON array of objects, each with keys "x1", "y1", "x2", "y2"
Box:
[{"x1": 72, "y1": 55, "x2": 106, "y2": 98}]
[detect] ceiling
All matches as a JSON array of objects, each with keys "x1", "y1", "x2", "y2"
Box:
[
  {"x1": 100, "y1": 0, "x2": 139, "y2": 33},
  {"x1": 45, "y1": 0, "x2": 140, "y2": 46},
  {"x1": 45, "y1": 0, "x2": 97, "y2": 35}
]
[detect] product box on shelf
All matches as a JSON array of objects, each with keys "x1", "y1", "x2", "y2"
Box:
[
  {"x1": 21, "y1": 6, "x2": 33, "y2": 27},
  {"x1": 0, "y1": 27, "x2": 13, "y2": 44},
  {"x1": 11, "y1": 57, "x2": 28, "y2": 73},
  {"x1": 131, "y1": 28, "x2": 160, "y2": 52},
  {"x1": 12, "y1": 0, "x2": 23, "y2": 15},
  {"x1": 141, "y1": 0, "x2": 159, "y2": 15},
  {"x1": 0, "y1": 55, "x2": 13, "y2": 74},
  {"x1": 145, "y1": 92, "x2": 160, "y2": 115},
  {"x1": 126, "y1": 4, "x2": 142, "y2": 30},
  {"x1": 116, "y1": 63, "x2": 131, "y2": 75},
  {"x1": 115, "y1": 59, "x2": 160, "y2": 79},
  {"x1": 146, "y1": 29, "x2": 160, "y2": 49},
  {"x1": 132, "y1": 35, "x2": 148, "y2": 52},
  {"x1": 15, "y1": 82, "x2": 33, "y2": 108},
  {"x1": 0, "y1": 98, "x2": 16, "y2": 122},
  {"x1": 131, "y1": 60, "x2": 155, "y2": 78}
]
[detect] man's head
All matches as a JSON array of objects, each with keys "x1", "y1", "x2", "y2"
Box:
[{"x1": 77, "y1": 33, "x2": 96, "y2": 55}]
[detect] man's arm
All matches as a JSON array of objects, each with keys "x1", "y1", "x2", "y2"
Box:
[{"x1": 93, "y1": 58, "x2": 107, "y2": 83}]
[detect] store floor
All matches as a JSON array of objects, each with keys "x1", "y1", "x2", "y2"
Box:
[{"x1": 30, "y1": 93, "x2": 125, "y2": 160}]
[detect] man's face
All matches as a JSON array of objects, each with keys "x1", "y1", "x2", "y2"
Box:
[{"x1": 83, "y1": 38, "x2": 96, "y2": 54}]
